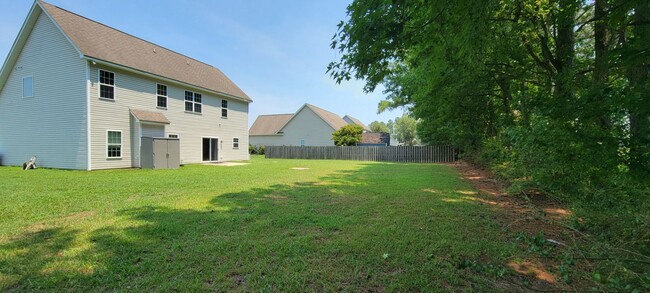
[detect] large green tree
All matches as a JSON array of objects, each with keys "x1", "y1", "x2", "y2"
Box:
[
  {"x1": 328, "y1": 0, "x2": 649, "y2": 189},
  {"x1": 332, "y1": 125, "x2": 364, "y2": 146},
  {"x1": 394, "y1": 114, "x2": 418, "y2": 146},
  {"x1": 369, "y1": 121, "x2": 390, "y2": 133}
]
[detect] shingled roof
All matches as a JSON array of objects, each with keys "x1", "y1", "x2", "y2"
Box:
[
  {"x1": 249, "y1": 114, "x2": 293, "y2": 135},
  {"x1": 130, "y1": 109, "x2": 170, "y2": 124},
  {"x1": 250, "y1": 103, "x2": 364, "y2": 136},
  {"x1": 37, "y1": 1, "x2": 250, "y2": 102},
  {"x1": 302, "y1": 104, "x2": 349, "y2": 131},
  {"x1": 342, "y1": 115, "x2": 370, "y2": 131}
]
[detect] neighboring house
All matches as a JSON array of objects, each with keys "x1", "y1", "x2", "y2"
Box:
[
  {"x1": 0, "y1": 1, "x2": 251, "y2": 170},
  {"x1": 250, "y1": 103, "x2": 352, "y2": 146},
  {"x1": 342, "y1": 115, "x2": 370, "y2": 132},
  {"x1": 359, "y1": 132, "x2": 390, "y2": 146}
]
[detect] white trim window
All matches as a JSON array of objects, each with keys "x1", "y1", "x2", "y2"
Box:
[
  {"x1": 184, "y1": 90, "x2": 202, "y2": 113},
  {"x1": 22, "y1": 76, "x2": 33, "y2": 98},
  {"x1": 99, "y1": 70, "x2": 115, "y2": 99},
  {"x1": 107, "y1": 130, "x2": 122, "y2": 158},
  {"x1": 233, "y1": 137, "x2": 239, "y2": 149},
  {"x1": 221, "y1": 99, "x2": 228, "y2": 118},
  {"x1": 157, "y1": 84, "x2": 168, "y2": 108},
  {"x1": 168, "y1": 133, "x2": 179, "y2": 138}
]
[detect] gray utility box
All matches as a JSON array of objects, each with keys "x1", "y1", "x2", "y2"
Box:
[{"x1": 141, "y1": 137, "x2": 180, "y2": 169}]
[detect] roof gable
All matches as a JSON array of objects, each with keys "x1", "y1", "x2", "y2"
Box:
[
  {"x1": 249, "y1": 114, "x2": 293, "y2": 135},
  {"x1": 0, "y1": 2, "x2": 43, "y2": 92},
  {"x1": 277, "y1": 103, "x2": 349, "y2": 133},
  {"x1": 343, "y1": 115, "x2": 370, "y2": 131},
  {"x1": 33, "y1": 1, "x2": 250, "y2": 102}
]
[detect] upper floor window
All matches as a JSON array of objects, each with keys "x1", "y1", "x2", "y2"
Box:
[
  {"x1": 99, "y1": 70, "x2": 115, "y2": 99},
  {"x1": 22, "y1": 76, "x2": 33, "y2": 98},
  {"x1": 221, "y1": 99, "x2": 228, "y2": 118},
  {"x1": 157, "y1": 84, "x2": 167, "y2": 108},
  {"x1": 184, "y1": 90, "x2": 202, "y2": 113}
]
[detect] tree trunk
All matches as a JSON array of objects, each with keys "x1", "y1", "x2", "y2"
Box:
[
  {"x1": 594, "y1": 0, "x2": 609, "y2": 85},
  {"x1": 628, "y1": 0, "x2": 650, "y2": 174},
  {"x1": 554, "y1": 0, "x2": 577, "y2": 102},
  {"x1": 594, "y1": 0, "x2": 612, "y2": 129}
]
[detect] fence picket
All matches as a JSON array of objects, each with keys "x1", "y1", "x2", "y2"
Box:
[{"x1": 264, "y1": 146, "x2": 457, "y2": 163}]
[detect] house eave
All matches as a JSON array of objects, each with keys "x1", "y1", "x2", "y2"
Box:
[
  {"x1": 0, "y1": 2, "x2": 41, "y2": 93},
  {"x1": 249, "y1": 134, "x2": 284, "y2": 136},
  {"x1": 85, "y1": 56, "x2": 252, "y2": 104}
]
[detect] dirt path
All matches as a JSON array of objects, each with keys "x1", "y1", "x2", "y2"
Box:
[{"x1": 451, "y1": 161, "x2": 591, "y2": 291}]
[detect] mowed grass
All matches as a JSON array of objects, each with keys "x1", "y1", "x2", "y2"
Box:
[{"x1": 0, "y1": 156, "x2": 515, "y2": 291}]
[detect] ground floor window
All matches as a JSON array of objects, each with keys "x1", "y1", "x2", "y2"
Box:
[
  {"x1": 233, "y1": 138, "x2": 239, "y2": 149},
  {"x1": 107, "y1": 130, "x2": 122, "y2": 158}
]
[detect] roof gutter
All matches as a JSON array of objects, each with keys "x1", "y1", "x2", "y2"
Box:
[
  {"x1": 84, "y1": 56, "x2": 253, "y2": 104},
  {"x1": 249, "y1": 134, "x2": 284, "y2": 136}
]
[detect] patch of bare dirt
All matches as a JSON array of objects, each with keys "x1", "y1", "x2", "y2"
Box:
[
  {"x1": 25, "y1": 211, "x2": 95, "y2": 232},
  {"x1": 450, "y1": 161, "x2": 592, "y2": 291}
]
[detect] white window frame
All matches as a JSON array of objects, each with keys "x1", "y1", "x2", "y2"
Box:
[
  {"x1": 233, "y1": 137, "x2": 239, "y2": 149},
  {"x1": 22, "y1": 76, "x2": 33, "y2": 98},
  {"x1": 106, "y1": 130, "x2": 122, "y2": 159},
  {"x1": 184, "y1": 90, "x2": 202, "y2": 114},
  {"x1": 98, "y1": 69, "x2": 116, "y2": 100},
  {"x1": 168, "y1": 133, "x2": 179, "y2": 139},
  {"x1": 156, "y1": 83, "x2": 168, "y2": 109},
  {"x1": 221, "y1": 99, "x2": 228, "y2": 118}
]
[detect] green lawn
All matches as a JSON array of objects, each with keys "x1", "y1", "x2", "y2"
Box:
[{"x1": 0, "y1": 156, "x2": 516, "y2": 291}]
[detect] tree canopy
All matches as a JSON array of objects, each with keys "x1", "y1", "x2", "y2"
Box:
[
  {"x1": 369, "y1": 121, "x2": 390, "y2": 133},
  {"x1": 329, "y1": 0, "x2": 648, "y2": 189},
  {"x1": 332, "y1": 124, "x2": 364, "y2": 146},
  {"x1": 394, "y1": 114, "x2": 418, "y2": 145}
]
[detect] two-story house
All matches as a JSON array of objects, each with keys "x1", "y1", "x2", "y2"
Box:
[{"x1": 0, "y1": 1, "x2": 252, "y2": 170}]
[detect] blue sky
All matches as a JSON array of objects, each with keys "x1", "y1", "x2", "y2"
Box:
[{"x1": 0, "y1": 0, "x2": 403, "y2": 127}]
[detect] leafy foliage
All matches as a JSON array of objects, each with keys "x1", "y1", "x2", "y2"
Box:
[
  {"x1": 332, "y1": 124, "x2": 364, "y2": 146},
  {"x1": 329, "y1": 0, "x2": 650, "y2": 287},
  {"x1": 369, "y1": 121, "x2": 389, "y2": 133},
  {"x1": 394, "y1": 114, "x2": 418, "y2": 145}
]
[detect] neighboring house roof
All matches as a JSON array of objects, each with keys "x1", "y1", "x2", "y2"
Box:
[
  {"x1": 343, "y1": 115, "x2": 370, "y2": 131},
  {"x1": 130, "y1": 109, "x2": 170, "y2": 124},
  {"x1": 249, "y1": 114, "x2": 293, "y2": 135},
  {"x1": 0, "y1": 1, "x2": 251, "y2": 102},
  {"x1": 249, "y1": 103, "x2": 355, "y2": 136},
  {"x1": 294, "y1": 104, "x2": 349, "y2": 131},
  {"x1": 361, "y1": 132, "x2": 390, "y2": 144}
]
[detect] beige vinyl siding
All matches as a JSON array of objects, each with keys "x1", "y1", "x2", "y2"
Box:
[
  {"x1": 89, "y1": 65, "x2": 249, "y2": 169},
  {"x1": 273, "y1": 107, "x2": 337, "y2": 146},
  {"x1": 0, "y1": 12, "x2": 87, "y2": 169},
  {"x1": 141, "y1": 124, "x2": 164, "y2": 138},
  {"x1": 250, "y1": 135, "x2": 285, "y2": 147}
]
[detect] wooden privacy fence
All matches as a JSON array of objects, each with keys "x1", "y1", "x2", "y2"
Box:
[{"x1": 265, "y1": 146, "x2": 457, "y2": 163}]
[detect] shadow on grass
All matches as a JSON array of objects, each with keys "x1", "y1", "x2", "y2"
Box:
[{"x1": 0, "y1": 163, "x2": 533, "y2": 291}]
